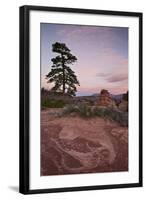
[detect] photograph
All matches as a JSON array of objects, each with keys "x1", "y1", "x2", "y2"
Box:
[
  {"x1": 19, "y1": 5, "x2": 142, "y2": 194},
  {"x1": 40, "y1": 23, "x2": 129, "y2": 176}
]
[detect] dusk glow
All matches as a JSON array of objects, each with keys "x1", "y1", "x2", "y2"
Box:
[{"x1": 41, "y1": 23, "x2": 128, "y2": 96}]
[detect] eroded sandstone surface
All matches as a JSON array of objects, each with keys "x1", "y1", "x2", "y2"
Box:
[{"x1": 41, "y1": 109, "x2": 128, "y2": 176}]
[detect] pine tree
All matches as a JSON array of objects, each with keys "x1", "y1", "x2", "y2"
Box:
[{"x1": 46, "y1": 42, "x2": 80, "y2": 96}]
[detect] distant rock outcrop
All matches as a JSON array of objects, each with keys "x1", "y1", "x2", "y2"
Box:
[
  {"x1": 97, "y1": 89, "x2": 117, "y2": 109},
  {"x1": 118, "y1": 100, "x2": 128, "y2": 112}
]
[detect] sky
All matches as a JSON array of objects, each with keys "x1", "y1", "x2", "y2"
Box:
[{"x1": 40, "y1": 23, "x2": 128, "y2": 96}]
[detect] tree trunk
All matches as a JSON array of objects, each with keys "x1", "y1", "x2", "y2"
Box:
[{"x1": 62, "y1": 54, "x2": 65, "y2": 94}]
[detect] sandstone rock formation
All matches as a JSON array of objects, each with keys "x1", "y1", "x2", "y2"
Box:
[
  {"x1": 97, "y1": 89, "x2": 117, "y2": 109},
  {"x1": 41, "y1": 109, "x2": 128, "y2": 175}
]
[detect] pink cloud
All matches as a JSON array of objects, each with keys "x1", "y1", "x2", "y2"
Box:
[
  {"x1": 74, "y1": 48, "x2": 128, "y2": 95},
  {"x1": 106, "y1": 74, "x2": 128, "y2": 83}
]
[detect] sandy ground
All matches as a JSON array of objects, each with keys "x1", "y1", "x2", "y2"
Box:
[{"x1": 41, "y1": 108, "x2": 128, "y2": 176}]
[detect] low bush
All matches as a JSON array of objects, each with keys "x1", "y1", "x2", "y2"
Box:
[
  {"x1": 62, "y1": 104, "x2": 93, "y2": 117},
  {"x1": 41, "y1": 99, "x2": 65, "y2": 108},
  {"x1": 62, "y1": 104, "x2": 128, "y2": 126}
]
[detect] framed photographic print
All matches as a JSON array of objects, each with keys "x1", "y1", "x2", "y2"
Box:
[{"x1": 19, "y1": 5, "x2": 143, "y2": 194}]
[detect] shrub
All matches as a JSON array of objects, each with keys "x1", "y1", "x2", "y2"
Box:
[
  {"x1": 62, "y1": 104, "x2": 128, "y2": 126},
  {"x1": 62, "y1": 103, "x2": 93, "y2": 117},
  {"x1": 41, "y1": 99, "x2": 65, "y2": 108}
]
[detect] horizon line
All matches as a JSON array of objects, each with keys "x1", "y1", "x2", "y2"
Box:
[{"x1": 41, "y1": 87, "x2": 128, "y2": 96}]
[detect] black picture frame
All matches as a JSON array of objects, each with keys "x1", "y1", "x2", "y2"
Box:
[{"x1": 19, "y1": 5, "x2": 143, "y2": 194}]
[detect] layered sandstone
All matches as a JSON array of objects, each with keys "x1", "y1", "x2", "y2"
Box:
[{"x1": 97, "y1": 89, "x2": 117, "y2": 109}]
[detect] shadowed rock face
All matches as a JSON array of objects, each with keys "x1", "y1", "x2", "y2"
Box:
[
  {"x1": 118, "y1": 100, "x2": 128, "y2": 112},
  {"x1": 41, "y1": 109, "x2": 128, "y2": 176}
]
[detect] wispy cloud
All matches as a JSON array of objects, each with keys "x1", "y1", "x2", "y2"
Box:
[
  {"x1": 106, "y1": 74, "x2": 128, "y2": 83},
  {"x1": 96, "y1": 72, "x2": 110, "y2": 77},
  {"x1": 96, "y1": 71, "x2": 128, "y2": 83}
]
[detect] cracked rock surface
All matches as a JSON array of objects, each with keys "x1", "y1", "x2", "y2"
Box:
[{"x1": 41, "y1": 109, "x2": 128, "y2": 176}]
